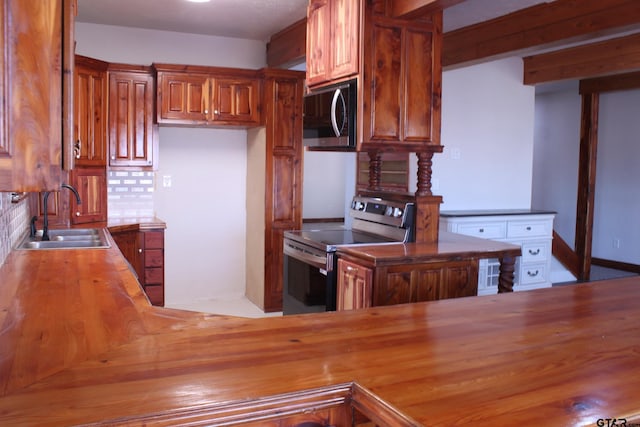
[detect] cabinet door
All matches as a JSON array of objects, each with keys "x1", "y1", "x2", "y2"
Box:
[
  {"x1": 361, "y1": 13, "x2": 441, "y2": 148},
  {"x1": 69, "y1": 167, "x2": 107, "y2": 224},
  {"x1": 108, "y1": 70, "x2": 155, "y2": 168},
  {"x1": 74, "y1": 57, "x2": 108, "y2": 166},
  {"x1": 337, "y1": 259, "x2": 372, "y2": 311},
  {"x1": 156, "y1": 72, "x2": 209, "y2": 124},
  {"x1": 330, "y1": 0, "x2": 359, "y2": 81},
  {"x1": 306, "y1": 0, "x2": 330, "y2": 87},
  {"x1": 210, "y1": 78, "x2": 261, "y2": 125},
  {"x1": 0, "y1": 0, "x2": 65, "y2": 191},
  {"x1": 111, "y1": 230, "x2": 143, "y2": 281}
]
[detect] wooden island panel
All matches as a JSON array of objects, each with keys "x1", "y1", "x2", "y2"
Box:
[{"x1": 0, "y1": 231, "x2": 639, "y2": 425}]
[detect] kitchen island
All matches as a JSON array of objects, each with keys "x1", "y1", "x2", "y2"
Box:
[{"x1": 0, "y1": 229, "x2": 639, "y2": 425}]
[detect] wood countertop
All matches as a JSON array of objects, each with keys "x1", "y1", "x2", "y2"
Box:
[
  {"x1": 0, "y1": 229, "x2": 639, "y2": 425},
  {"x1": 338, "y1": 231, "x2": 522, "y2": 265}
]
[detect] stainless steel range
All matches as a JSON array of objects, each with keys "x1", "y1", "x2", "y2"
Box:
[{"x1": 283, "y1": 196, "x2": 415, "y2": 315}]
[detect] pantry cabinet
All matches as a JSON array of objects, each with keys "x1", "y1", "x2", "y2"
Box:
[
  {"x1": 108, "y1": 66, "x2": 157, "y2": 169},
  {"x1": 155, "y1": 64, "x2": 262, "y2": 127},
  {"x1": 0, "y1": 0, "x2": 75, "y2": 191}
]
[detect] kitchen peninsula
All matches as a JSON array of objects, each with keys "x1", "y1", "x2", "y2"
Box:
[{"x1": 0, "y1": 230, "x2": 639, "y2": 426}]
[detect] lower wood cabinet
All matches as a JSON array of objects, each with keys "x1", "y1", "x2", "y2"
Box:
[
  {"x1": 337, "y1": 257, "x2": 478, "y2": 311},
  {"x1": 110, "y1": 227, "x2": 165, "y2": 306}
]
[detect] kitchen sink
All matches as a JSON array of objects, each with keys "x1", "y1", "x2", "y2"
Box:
[{"x1": 17, "y1": 228, "x2": 111, "y2": 250}]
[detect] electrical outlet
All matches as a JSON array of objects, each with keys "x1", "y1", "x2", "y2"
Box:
[
  {"x1": 613, "y1": 238, "x2": 621, "y2": 249},
  {"x1": 162, "y1": 175, "x2": 172, "y2": 188}
]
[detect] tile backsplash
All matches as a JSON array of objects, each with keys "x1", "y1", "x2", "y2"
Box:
[
  {"x1": 107, "y1": 171, "x2": 155, "y2": 218},
  {"x1": 0, "y1": 192, "x2": 31, "y2": 266}
]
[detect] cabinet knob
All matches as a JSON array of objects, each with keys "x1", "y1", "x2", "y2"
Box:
[
  {"x1": 214, "y1": 109, "x2": 219, "y2": 115},
  {"x1": 138, "y1": 248, "x2": 143, "y2": 253},
  {"x1": 75, "y1": 211, "x2": 80, "y2": 217},
  {"x1": 204, "y1": 109, "x2": 208, "y2": 114},
  {"x1": 111, "y1": 156, "x2": 115, "y2": 160}
]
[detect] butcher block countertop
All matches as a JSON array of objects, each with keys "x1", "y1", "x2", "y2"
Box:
[{"x1": 1, "y1": 229, "x2": 639, "y2": 425}]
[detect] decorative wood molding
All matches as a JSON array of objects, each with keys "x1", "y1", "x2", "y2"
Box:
[
  {"x1": 443, "y1": 0, "x2": 640, "y2": 68},
  {"x1": 579, "y1": 70, "x2": 640, "y2": 94},
  {"x1": 266, "y1": 18, "x2": 306, "y2": 69},
  {"x1": 523, "y1": 32, "x2": 640, "y2": 85}
]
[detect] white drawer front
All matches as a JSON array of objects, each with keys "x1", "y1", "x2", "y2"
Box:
[
  {"x1": 519, "y1": 263, "x2": 548, "y2": 285},
  {"x1": 456, "y1": 222, "x2": 506, "y2": 239},
  {"x1": 507, "y1": 220, "x2": 552, "y2": 239},
  {"x1": 521, "y1": 241, "x2": 549, "y2": 263}
]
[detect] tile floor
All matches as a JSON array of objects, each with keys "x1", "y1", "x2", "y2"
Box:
[{"x1": 167, "y1": 296, "x2": 282, "y2": 318}]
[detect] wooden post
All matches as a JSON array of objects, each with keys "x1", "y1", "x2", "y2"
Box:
[{"x1": 414, "y1": 150, "x2": 441, "y2": 243}]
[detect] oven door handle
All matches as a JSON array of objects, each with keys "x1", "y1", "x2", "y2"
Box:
[{"x1": 284, "y1": 241, "x2": 327, "y2": 270}]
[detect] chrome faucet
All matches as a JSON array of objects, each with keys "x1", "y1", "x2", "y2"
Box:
[{"x1": 41, "y1": 184, "x2": 82, "y2": 241}]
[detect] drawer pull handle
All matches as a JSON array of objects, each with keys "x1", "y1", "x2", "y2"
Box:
[
  {"x1": 528, "y1": 249, "x2": 540, "y2": 255},
  {"x1": 479, "y1": 228, "x2": 484, "y2": 233},
  {"x1": 527, "y1": 270, "x2": 539, "y2": 277},
  {"x1": 526, "y1": 226, "x2": 532, "y2": 231}
]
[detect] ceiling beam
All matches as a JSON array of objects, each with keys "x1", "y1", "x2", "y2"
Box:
[
  {"x1": 391, "y1": 0, "x2": 465, "y2": 19},
  {"x1": 443, "y1": 0, "x2": 640, "y2": 68},
  {"x1": 579, "y1": 71, "x2": 640, "y2": 94},
  {"x1": 523, "y1": 32, "x2": 640, "y2": 85}
]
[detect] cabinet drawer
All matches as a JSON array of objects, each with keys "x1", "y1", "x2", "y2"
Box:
[
  {"x1": 519, "y1": 263, "x2": 548, "y2": 285},
  {"x1": 144, "y1": 231, "x2": 164, "y2": 249},
  {"x1": 521, "y1": 241, "x2": 549, "y2": 263},
  {"x1": 145, "y1": 267, "x2": 163, "y2": 285},
  {"x1": 507, "y1": 220, "x2": 551, "y2": 238},
  {"x1": 145, "y1": 249, "x2": 163, "y2": 268},
  {"x1": 144, "y1": 284, "x2": 164, "y2": 306},
  {"x1": 456, "y1": 222, "x2": 506, "y2": 239}
]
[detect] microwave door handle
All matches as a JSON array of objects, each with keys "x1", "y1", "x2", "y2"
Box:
[{"x1": 330, "y1": 89, "x2": 343, "y2": 137}]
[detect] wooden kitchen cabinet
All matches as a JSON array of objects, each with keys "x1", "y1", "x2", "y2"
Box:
[
  {"x1": 337, "y1": 259, "x2": 372, "y2": 310},
  {"x1": 74, "y1": 55, "x2": 109, "y2": 167},
  {"x1": 306, "y1": 0, "x2": 359, "y2": 88},
  {"x1": 108, "y1": 66, "x2": 157, "y2": 169},
  {"x1": 110, "y1": 228, "x2": 165, "y2": 307},
  {"x1": 337, "y1": 256, "x2": 478, "y2": 310},
  {"x1": 69, "y1": 167, "x2": 107, "y2": 224},
  {"x1": 0, "y1": 0, "x2": 74, "y2": 191},
  {"x1": 155, "y1": 64, "x2": 262, "y2": 127},
  {"x1": 306, "y1": 0, "x2": 442, "y2": 150}
]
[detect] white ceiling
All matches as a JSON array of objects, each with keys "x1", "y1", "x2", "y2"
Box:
[{"x1": 76, "y1": 0, "x2": 550, "y2": 41}]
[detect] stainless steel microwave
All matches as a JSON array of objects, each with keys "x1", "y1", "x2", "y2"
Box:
[{"x1": 303, "y1": 79, "x2": 356, "y2": 151}]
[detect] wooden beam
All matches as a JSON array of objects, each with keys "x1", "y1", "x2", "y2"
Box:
[
  {"x1": 574, "y1": 92, "x2": 599, "y2": 281},
  {"x1": 579, "y1": 70, "x2": 640, "y2": 94},
  {"x1": 523, "y1": 32, "x2": 640, "y2": 84},
  {"x1": 443, "y1": 0, "x2": 640, "y2": 68},
  {"x1": 392, "y1": 0, "x2": 465, "y2": 19},
  {"x1": 266, "y1": 18, "x2": 306, "y2": 69}
]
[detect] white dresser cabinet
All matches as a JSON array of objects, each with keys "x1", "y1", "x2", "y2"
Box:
[{"x1": 440, "y1": 211, "x2": 555, "y2": 295}]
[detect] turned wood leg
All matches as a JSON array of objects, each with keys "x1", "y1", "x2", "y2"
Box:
[{"x1": 498, "y1": 256, "x2": 516, "y2": 293}]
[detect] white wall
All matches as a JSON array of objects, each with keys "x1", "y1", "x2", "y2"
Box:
[
  {"x1": 76, "y1": 23, "x2": 267, "y2": 304},
  {"x1": 302, "y1": 150, "x2": 355, "y2": 220},
  {"x1": 593, "y1": 90, "x2": 640, "y2": 263},
  {"x1": 532, "y1": 89, "x2": 581, "y2": 245},
  {"x1": 431, "y1": 57, "x2": 536, "y2": 210}
]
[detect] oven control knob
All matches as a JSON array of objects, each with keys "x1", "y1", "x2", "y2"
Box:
[
  {"x1": 353, "y1": 201, "x2": 365, "y2": 211},
  {"x1": 393, "y1": 207, "x2": 403, "y2": 217},
  {"x1": 385, "y1": 206, "x2": 394, "y2": 216}
]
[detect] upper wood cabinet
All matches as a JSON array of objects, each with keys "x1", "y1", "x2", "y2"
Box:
[
  {"x1": 306, "y1": 0, "x2": 359, "y2": 88},
  {"x1": 108, "y1": 66, "x2": 157, "y2": 169},
  {"x1": 0, "y1": 0, "x2": 74, "y2": 191},
  {"x1": 305, "y1": 0, "x2": 442, "y2": 151},
  {"x1": 74, "y1": 55, "x2": 108, "y2": 167},
  {"x1": 361, "y1": 12, "x2": 442, "y2": 149},
  {"x1": 154, "y1": 64, "x2": 262, "y2": 127}
]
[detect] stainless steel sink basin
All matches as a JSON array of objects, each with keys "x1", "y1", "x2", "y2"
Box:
[{"x1": 17, "y1": 228, "x2": 111, "y2": 250}]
